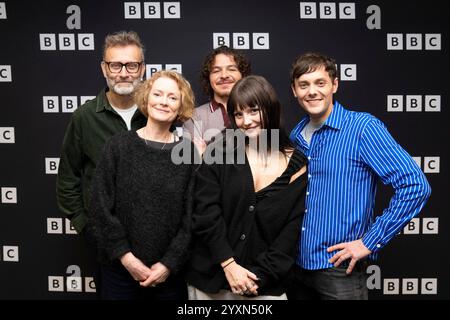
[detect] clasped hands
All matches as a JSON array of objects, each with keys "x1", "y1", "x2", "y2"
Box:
[
  {"x1": 120, "y1": 252, "x2": 169, "y2": 287},
  {"x1": 222, "y1": 258, "x2": 259, "y2": 296}
]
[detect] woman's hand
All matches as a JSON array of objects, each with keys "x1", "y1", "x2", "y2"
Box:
[
  {"x1": 120, "y1": 252, "x2": 152, "y2": 282},
  {"x1": 139, "y1": 262, "x2": 170, "y2": 287},
  {"x1": 222, "y1": 259, "x2": 259, "y2": 296}
]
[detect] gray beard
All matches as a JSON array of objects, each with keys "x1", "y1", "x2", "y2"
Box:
[{"x1": 107, "y1": 78, "x2": 141, "y2": 95}]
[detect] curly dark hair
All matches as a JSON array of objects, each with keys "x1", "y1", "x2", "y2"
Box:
[{"x1": 200, "y1": 46, "x2": 251, "y2": 98}]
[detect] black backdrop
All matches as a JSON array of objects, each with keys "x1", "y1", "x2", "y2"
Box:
[{"x1": 0, "y1": 0, "x2": 447, "y2": 299}]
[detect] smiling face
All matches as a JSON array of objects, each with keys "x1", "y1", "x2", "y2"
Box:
[
  {"x1": 209, "y1": 53, "x2": 243, "y2": 104},
  {"x1": 101, "y1": 44, "x2": 145, "y2": 96},
  {"x1": 146, "y1": 77, "x2": 181, "y2": 125},
  {"x1": 234, "y1": 105, "x2": 262, "y2": 139},
  {"x1": 291, "y1": 66, "x2": 338, "y2": 124}
]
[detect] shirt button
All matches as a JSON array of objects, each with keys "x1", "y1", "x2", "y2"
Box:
[
  {"x1": 240, "y1": 234, "x2": 246, "y2": 241},
  {"x1": 308, "y1": 174, "x2": 312, "y2": 179},
  {"x1": 376, "y1": 244, "x2": 381, "y2": 248},
  {"x1": 308, "y1": 156, "x2": 311, "y2": 160},
  {"x1": 304, "y1": 209, "x2": 308, "y2": 213},
  {"x1": 248, "y1": 205, "x2": 255, "y2": 212},
  {"x1": 306, "y1": 191, "x2": 310, "y2": 196},
  {"x1": 302, "y1": 227, "x2": 306, "y2": 231}
]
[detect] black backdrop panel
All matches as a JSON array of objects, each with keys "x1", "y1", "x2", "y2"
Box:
[{"x1": 0, "y1": 0, "x2": 447, "y2": 299}]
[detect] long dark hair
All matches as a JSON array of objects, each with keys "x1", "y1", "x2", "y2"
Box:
[{"x1": 227, "y1": 75, "x2": 293, "y2": 155}]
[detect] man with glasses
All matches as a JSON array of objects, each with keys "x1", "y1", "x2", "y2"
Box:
[{"x1": 56, "y1": 31, "x2": 147, "y2": 296}]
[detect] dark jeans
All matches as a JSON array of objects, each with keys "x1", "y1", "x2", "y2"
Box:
[
  {"x1": 287, "y1": 262, "x2": 369, "y2": 300},
  {"x1": 100, "y1": 261, "x2": 188, "y2": 300}
]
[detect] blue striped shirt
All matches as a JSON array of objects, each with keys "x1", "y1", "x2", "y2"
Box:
[{"x1": 290, "y1": 101, "x2": 431, "y2": 270}]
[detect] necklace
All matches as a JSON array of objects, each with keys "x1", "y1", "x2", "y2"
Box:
[{"x1": 143, "y1": 127, "x2": 173, "y2": 150}]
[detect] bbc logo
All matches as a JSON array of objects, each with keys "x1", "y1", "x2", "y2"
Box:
[
  {"x1": 402, "y1": 218, "x2": 439, "y2": 235},
  {"x1": 339, "y1": 64, "x2": 357, "y2": 81},
  {"x1": 124, "y1": 2, "x2": 180, "y2": 19},
  {"x1": 299, "y1": 2, "x2": 355, "y2": 19},
  {"x1": 146, "y1": 64, "x2": 182, "y2": 78},
  {"x1": 0, "y1": 127, "x2": 15, "y2": 143},
  {"x1": 387, "y1": 33, "x2": 441, "y2": 50},
  {"x1": 49, "y1": 265, "x2": 96, "y2": 293},
  {"x1": 1, "y1": 187, "x2": 17, "y2": 204},
  {"x1": 43, "y1": 96, "x2": 95, "y2": 113},
  {"x1": 387, "y1": 95, "x2": 441, "y2": 112},
  {"x1": 0, "y1": 65, "x2": 12, "y2": 82},
  {"x1": 39, "y1": 33, "x2": 95, "y2": 51},
  {"x1": 383, "y1": 278, "x2": 437, "y2": 295},
  {"x1": 47, "y1": 218, "x2": 77, "y2": 234},
  {"x1": 213, "y1": 33, "x2": 270, "y2": 50},
  {"x1": 413, "y1": 156, "x2": 440, "y2": 173},
  {"x1": 1, "y1": 246, "x2": 19, "y2": 262},
  {"x1": 45, "y1": 158, "x2": 60, "y2": 174},
  {"x1": 48, "y1": 276, "x2": 96, "y2": 292},
  {"x1": 0, "y1": 2, "x2": 6, "y2": 19}
]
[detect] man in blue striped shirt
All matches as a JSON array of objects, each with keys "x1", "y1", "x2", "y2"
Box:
[{"x1": 287, "y1": 52, "x2": 431, "y2": 300}]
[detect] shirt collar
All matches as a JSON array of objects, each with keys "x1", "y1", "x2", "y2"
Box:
[
  {"x1": 96, "y1": 88, "x2": 114, "y2": 113},
  {"x1": 323, "y1": 101, "x2": 346, "y2": 130},
  {"x1": 295, "y1": 100, "x2": 346, "y2": 132},
  {"x1": 209, "y1": 99, "x2": 226, "y2": 113}
]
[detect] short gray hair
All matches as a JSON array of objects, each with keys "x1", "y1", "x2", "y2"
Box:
[{"x1": 102, "y1": 30, "x2": 145, "y2": 61}]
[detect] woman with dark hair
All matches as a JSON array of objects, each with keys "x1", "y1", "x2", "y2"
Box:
[{"x1": 186, "y1": 75, "x2": 308, "y2": 300}]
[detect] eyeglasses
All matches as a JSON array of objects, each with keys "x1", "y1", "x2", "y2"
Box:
[{"x1": 103, "y1": 61, "x2": 143, "y2": 73}]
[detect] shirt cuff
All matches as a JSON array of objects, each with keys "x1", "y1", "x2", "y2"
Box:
[
  {"x1": 362, "y1": 231, "x2": 384, "y2": 253},
  {"x1": 71, "y1": 213, "x2": 87, "y2": 234}
]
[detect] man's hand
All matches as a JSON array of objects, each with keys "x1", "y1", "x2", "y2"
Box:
[
  {"x1": 193, "y1": 137, "x2": 207, "y2": 156},
  {"x1": 327, "y1": 239, "x2": 371, "y2": 274}
]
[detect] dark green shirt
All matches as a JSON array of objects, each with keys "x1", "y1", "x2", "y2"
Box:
[{"x1": 56, "y1": 88, "x2": 147, "y2": 233}]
